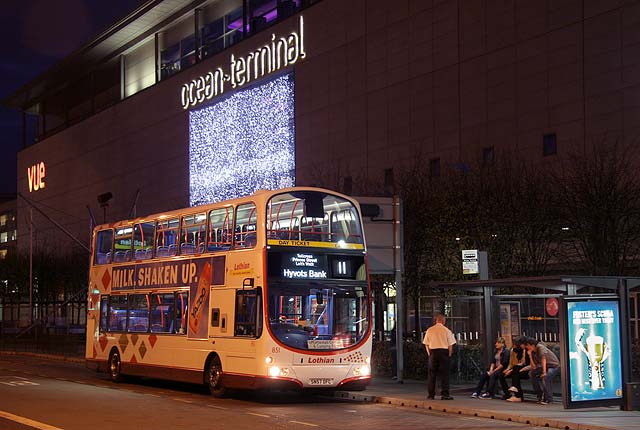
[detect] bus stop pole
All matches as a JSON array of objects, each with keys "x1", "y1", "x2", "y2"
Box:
[
  {"x1": 393, "y1": 195, "x2": 404, "y2": 383},
  {"x1": 479, "y1": 252, "x2": 494, "y2": 367}
]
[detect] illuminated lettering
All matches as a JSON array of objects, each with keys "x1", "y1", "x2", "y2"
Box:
[
  {"x1": 27, "y1": 162, "x2": 46, "y2": 192},
  {"x1": 180, "y1": 15, "x2": 306, "y2": 109}
]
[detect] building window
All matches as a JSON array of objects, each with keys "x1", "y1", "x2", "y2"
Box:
[
  {"x1": 429, "y1": 158, "x2": 441, "y2": 178},
  {"x1": 482, "y1": 146, "x2": 494, "y2": 165},
  {"x1": 9, "y1": 230, "x2": 16, "y2": 241},
  {"x1": 0, "y1": 249, "x2": 7, "y2": 259},
  {"x1": 543, "y1": 133, "x2": 557, "y2": 156},
  {"x1": 0, "y1": 232, "x2": 7, "y2": 244},
  {"x1": 0, "y1": 214, "x2": 6, "y2": 226}
]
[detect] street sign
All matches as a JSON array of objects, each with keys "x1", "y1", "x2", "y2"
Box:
[{"x1": 462, "y1": 249, "x2": 479, "y2": 274}]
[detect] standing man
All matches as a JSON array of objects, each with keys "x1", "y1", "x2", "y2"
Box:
[{"x1": 423, "y1": 313, "x2": 457, "y2": 400}]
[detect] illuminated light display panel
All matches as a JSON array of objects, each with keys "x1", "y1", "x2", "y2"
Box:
[{"x1": 189, "y1": 73, "x2": 295, "y2": 206}]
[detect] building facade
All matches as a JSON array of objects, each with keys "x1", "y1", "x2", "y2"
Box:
[
  {"x1": 5, "y1": 0, "x2": 640, "y2": 252},
  {"x1": 0, "y1": 196, "x2": 17, "y2": 260}
]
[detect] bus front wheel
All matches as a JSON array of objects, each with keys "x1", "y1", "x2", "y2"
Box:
[
  {"x1": 206, "y1": 357, "x2": 227, "y2": 398},
  {"x1": 109, "y1": 350, "x2": 123, "y2": 383}
]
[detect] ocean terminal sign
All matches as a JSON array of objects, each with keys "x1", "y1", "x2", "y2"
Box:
[{"x1": 180, "y1": 15, "x2": 306, "y2": 110}]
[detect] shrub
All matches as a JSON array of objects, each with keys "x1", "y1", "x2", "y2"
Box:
[{"x1": 372, "y1": 339, "x2": 483, "y2": 382}]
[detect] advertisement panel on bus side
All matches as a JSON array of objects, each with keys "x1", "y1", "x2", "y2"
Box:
[{"x1": 110, "y1": 256, "x2": 225, "y2": 291}]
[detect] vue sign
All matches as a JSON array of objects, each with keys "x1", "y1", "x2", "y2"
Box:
[{"x1": 27, "y1": 162, "x2": 46, "y2": 192}]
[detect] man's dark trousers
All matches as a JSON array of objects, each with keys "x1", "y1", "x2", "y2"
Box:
[{"x1": 428, "y1": 349, "x2": 450, "y2": 397}]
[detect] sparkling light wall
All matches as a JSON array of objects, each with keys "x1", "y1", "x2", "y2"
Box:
[{"x1": 189, "y1": 73, "x2": 295, "y2": 206}]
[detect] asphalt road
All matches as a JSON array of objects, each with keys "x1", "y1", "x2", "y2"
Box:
[{"x1": 0, "y1": 354, "x2": 551, "y2": 430}]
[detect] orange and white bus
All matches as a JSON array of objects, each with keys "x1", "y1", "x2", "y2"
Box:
[{"x1": 86, "y1": 187, "x2": 371, "y2": 396}]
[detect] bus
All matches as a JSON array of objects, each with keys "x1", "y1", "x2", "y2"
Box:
[{"x1": 86, "y1": 187, "x2": 372, "y2": 396}]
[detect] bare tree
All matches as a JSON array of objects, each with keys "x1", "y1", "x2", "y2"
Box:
[{"x1": 554, "y1": 141, "x2": 640, "y2": 275}]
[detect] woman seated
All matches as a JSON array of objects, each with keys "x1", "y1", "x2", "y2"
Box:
[
  {"x1": 471, "y1": 336, "x2": 511, "y2": 399},
  {"x1": 500, "y1": 336, "x2": 531, "y2": 402}
]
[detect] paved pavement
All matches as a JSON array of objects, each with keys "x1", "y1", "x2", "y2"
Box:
[{"x1": 335, "y1": 376, "x2": 640, "y2": 430}]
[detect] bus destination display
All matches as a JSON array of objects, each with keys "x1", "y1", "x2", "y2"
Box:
[{"x1": 282, "y1": 253, "x2": 328, "y2": 279}]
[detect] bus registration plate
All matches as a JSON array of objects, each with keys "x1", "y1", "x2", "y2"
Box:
[{"x1": 309, "y1": 378, "x2": 334, "y2": 386}]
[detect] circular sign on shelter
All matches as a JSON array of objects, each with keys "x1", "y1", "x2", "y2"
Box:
[{"x1": 546, "y1": 297, "x2": 559, "y2": 317}]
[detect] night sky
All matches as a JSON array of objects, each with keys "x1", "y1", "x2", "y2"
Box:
[{"x1": 0, "y1": 0, "x2": 143, "y2": 194}]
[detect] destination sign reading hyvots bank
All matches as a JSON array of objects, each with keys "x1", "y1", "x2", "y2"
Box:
[
  {"x1": 282, "y1": 252, "x2": 327, "y2": 279},
  {"x1": 180, "y1": 15, "x2": 306, "y2": 110}
]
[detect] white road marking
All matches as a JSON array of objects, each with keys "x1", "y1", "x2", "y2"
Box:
[
  {"x1": 173, "y1": 398, "x2": 193, "y2": 404},
  {"x1": 0, "y1": 376, "x2": 40, "y2": 387},
  {"x1": 207, "y1": 405, "x2": 228, "y2": 410},
  {"x1": 0, "y1": 410, "x2": 64, "y2": 430},
  {"x1": 247, "y1": 412, "x2": 270, "y2": 418},
  {"x1": 289, "y1": 420, "x2": 319, "y2": 427}
]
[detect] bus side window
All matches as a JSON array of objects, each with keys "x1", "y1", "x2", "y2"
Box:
[
  {"x1": 150, "y1": 293, "x2": 174, "y2": 333},
  {"x1": 94, "y1": 229, "x2": 113, "y2": 265},
  {"x1": 234, "y1": 203, "x2": 257, "y2": 248},
  {"x1": 208, "y1": 207, "x2": 234, "y2": 251},
  {"x1": 174, "y1": 291, "x2": 188, "y2": 334},
  {"x1": 99, "y1": 295, "x2": 109, "y2": 332},
  {"x1": 109, "y1": 295, "x2": 128, "y2": 332},
  {"x1": 128, "y1": 294, "x2": 150, "y2": 333}
]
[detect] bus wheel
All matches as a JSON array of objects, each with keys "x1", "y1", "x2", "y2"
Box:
[
  {"x1": 109, "y1": 350, "x2": 123, "y2": 383},
  {"x1": 206, "y1": 357, "x2": 227, "y2": 398}
]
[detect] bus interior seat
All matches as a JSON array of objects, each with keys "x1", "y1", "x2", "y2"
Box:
[
  {"x1": 168, "y1": 244, "x2": 177, "y2": 256},
  {"x1": 134, "y1": 249, "x2": 147, "y2": 260},
  {"x1": 197, "y1": 242, "x2": 205, "y2": 253},
  {"x1": 124, "y1": 250, "x2": 132, "y2": 261},
  {"x1": 113, "y1": 251, "x2": 126, "y2": 263},
  {"x1": 181, "y1": 243, "x2": 195, "y2": 255},
  {"x1": 156, "y1": 246, "x2": 170, "y2": 257},
  {"x1": 244, "y1": 233, "x2": 257, "y2": 247}
]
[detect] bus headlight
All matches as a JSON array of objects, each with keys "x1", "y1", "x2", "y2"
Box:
[
  {"x1": 265, "y1": 356, "x2": 273, "y2": 364},
  {"x1": 269, "y1": 366, "x2": 281, "y2": 377},
  {"x1": 353, "y1": 365, "x2": 370, "y2": 377},
  {"x1": 268, "y1": 366, "x2": 290, "y2": 377}
]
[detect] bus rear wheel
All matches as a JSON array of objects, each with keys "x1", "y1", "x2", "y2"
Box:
[
  {"x1": 206, "y1": 357, "x2": 227, "y2": 398},
  {"x1": 109, "y1": 350, "x2": 123, "y2": 383}
]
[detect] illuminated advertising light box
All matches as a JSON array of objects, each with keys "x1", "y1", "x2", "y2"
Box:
[
  {"x1": 189, "y1": 73, "x2": 295, "y2": 206},
  {"x1": 560, "y1": 296, "x2": 623, "y2": 408}
]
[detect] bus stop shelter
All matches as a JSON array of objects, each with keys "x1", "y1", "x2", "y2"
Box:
[{"x1": 429, "y1": 276, "x2": 639, "y2": 410}]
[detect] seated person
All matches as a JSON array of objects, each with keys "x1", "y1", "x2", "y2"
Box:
[
  {"x1": 523, "y1": 337, "x2": 560, "y2": 405},
  {"x1": 471, "y1": 336, "x2": 511, "y2": 399},
  {"x1": 500, "y1": 336, "x2": 531, "y2": 402}
]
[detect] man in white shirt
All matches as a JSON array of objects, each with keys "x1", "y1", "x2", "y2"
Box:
[{"x1": 423, "y1": 313, "x2": 457, "y2": 400}]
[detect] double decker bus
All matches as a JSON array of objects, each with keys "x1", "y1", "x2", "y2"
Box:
[{"x1": 86, "y1": 187, "x2": 371, "y2": 396}]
